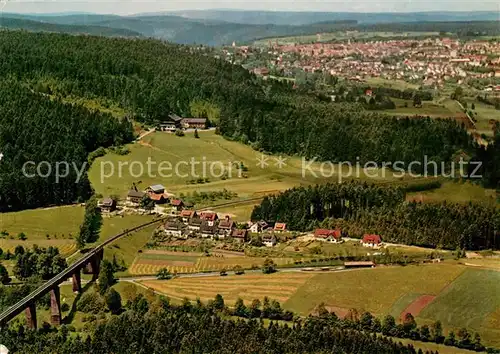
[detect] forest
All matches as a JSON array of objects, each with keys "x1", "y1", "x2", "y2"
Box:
[
  {"x1": 252, "y1": 181, "x2": 500, "y2": 250},
  {"x1": 0, "y1": 292, "x2": 439, "y2": 354},
  {"x1": 0, "y1": 80, "x2": 134, "y2": 211}
]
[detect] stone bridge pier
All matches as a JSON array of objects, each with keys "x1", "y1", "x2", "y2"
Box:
[{"x1": 22, "y1": 248, "x2": 104, "y2": 329}]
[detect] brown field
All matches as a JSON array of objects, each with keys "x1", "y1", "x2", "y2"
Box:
[
  {"x1": 140, "y1": 272, "x2": 314, "y2": 304},
  {"x1": 400, "y1": 295, "x2": 436, "y2": 321}
]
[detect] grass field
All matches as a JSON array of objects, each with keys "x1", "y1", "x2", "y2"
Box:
[
  {"x1": 419, "y1": 269, "x2": 500, "y2": 345},
  {"x1": 406, "y1": 180, "x2": 497, "y2": 205},
  {"x1": 140, "y1": 263, "x2": 500, "y2": 346},
  {"x1": 382, "y1": 98, "x2": 457, "y2": 117},
  {"x1": 284, "y1": 264, "x2": 465, "y2": 316}
]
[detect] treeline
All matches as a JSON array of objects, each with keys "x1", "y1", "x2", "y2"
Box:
[
  {"x1": 252, "y1": 182, "x2": 500, "y2": 250},
  {"x1": 13, "y1": 245, "x2": 67, "y2": 280},
  {"x1": 0, "y1": 80, "x2": 134, "y2": 211},
  {"x1": 0, "y1": 292, "x2": 436, "y2": 354},
  {"x1": 251, "y1": 181, "x2": 406, "y2": 231},
  {"x1": 313, "y1": 305, "x2": 487, "y2": 352},
  {"x1": 358, "y1": 21, "x2": 500, "y2": 37}
]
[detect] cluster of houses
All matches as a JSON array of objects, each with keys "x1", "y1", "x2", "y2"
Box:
[
  {"x1": 161, "y1": 211, "x2": 289, "y2": 246},
  {"x1": 158, "y1": 114, "x2": 208, "y2": 132}
]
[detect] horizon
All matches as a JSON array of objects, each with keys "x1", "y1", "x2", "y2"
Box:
[{"x1": 0, "y1": 1, "x2": 498, "y2": 16}]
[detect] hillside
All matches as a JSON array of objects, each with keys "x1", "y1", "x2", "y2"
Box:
[
  {"x1": 0, "y1": 30, "x2": 491, "y2": 211},
  {"x1": 0, "y1": 17, "x2": 142, "y2": 37},
  {"x1": 1, "y1": 12, "x2": 498, "y2": 46}
]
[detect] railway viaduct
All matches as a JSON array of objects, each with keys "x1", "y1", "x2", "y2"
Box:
[{"x1": 0, "y1": 218, "x2": 166, "y2": 329}]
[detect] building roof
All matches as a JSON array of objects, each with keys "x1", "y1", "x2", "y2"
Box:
[
  {"x1": 232, "y1": 229, "x2": 248, "y2": 238},
  {"x1": 200, "y1": 212, "x2": 218, "y2": 221},
  {"x1": 362, "y1": 234, "x2": 382, "y2": 244},
  {"x1": 171, "y1": 199, "x2": 184, "y2": 206},
  {"x1": 127, "y1": 190, "x2": 145, "y2": 198},
  {"x1": 101, "y1": 198, "x2": 115, "y2": 207},
  {"x1": 164, "y1": 221, "x2": 184, "y2": 231},
  {"x1": 181, "y1": 210, "x2": 196, "y2": 217},
  {"x1": 181, "y1": 118, "x2": 207, "y2": 124},
  {"x1": 314, "y1": 229, "x2": 342, "y2": 239},
  {"x1": 189, "y1": 217, "x2": 202, "y2": 226},
  {"x1": 149, "y1": 184, "x2": 165, "y2": 193},
  {"x1": 148, "y1": 193, "x2": 165, "y2": 202},
  {"x1": 200, "y1": 221, "x2": 217, "y2": 234},
  {"x1": 168, "y1": 114, "x2": 183, "y2": 122},
  {"x1": 218, "y1": 219, "x2": 235, "y2": 229},
  {"x1": 274, "y1": 223, "x2": 287, "y2": 231}
]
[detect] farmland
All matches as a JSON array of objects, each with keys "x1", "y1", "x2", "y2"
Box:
[
  {"x1": 139, "y1": 263, "x2": 500, "y2": 347},
  {"x1": 140, "y1": 272, "x2": 315, "y2": 305},
  {"x1": 129, "y1": 249, "x2": 296, "y2": 275}
]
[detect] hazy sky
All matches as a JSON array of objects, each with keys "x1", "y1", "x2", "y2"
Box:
[{"x1": 0, "y1": 0, "x2": 498, "y2": 15}]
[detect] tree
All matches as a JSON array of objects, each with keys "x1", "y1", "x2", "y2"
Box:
[
  {"x1": 140, "y1": 195, "x2": 155, "y2": 211},
  {"x1": 76, "y1": 196, "x2": 102, "y2": 248},
  {"x1": 382, "y1": 315, "x2": 396, "y2": 336},
  {"x1": 233, "y1": 265, "x2": 244, "y2": 275},
  {"x1": 431, "y1": 320, "x2": 444, "y2": 343},
  {"x1": 471, "y1": 103, "x2": 476, "y2": 110},
  {"x1": 249, "y1": 299, "x2": 261, "y2": 318},
  {"x1": 98, "y1": 260, "x2": 115, "y2": 295},
  {"x1": 234, "y1": 298, "x2": 247, "y2": 317},
  {"x1": 444, "y1": 331, "x2": 456, "y2": 346},
  {"x1": 194, "y1": 129, "x2": 200, "y2": 138},
  {"x1": 14, "y1": 245, "x2": 25, "y2": 258},
  {"x1": 413, "y1": 94, "x2": 422, "y2": 107},
  {"x1": 402, "y1": 313, "x2": 417, "y2": 336},
  {"x1": 17, "y1": 232, "x2": 27, "y2": 241},
  {"x1": 262, "y1": 258, "x2": 276, "y2": 274},
  {"x1": 156, "y1": 268, "x2": 172, "y2": 280},
  {"x1": 213, "y1": 294, "x2": 224, "y2": 311},
  {"x1": 0, "y1": 263, "x2": 9, "y2": 284},
  {"x1": 360, "y1": 311, "x2": 374, "y2": 330},
  {"x1": 315, "y1": 302, "x2": 329, "y2": 317},
  {"x1": 105, "y1": 288, "x2": 122, "y2": 314},
  {"x1": 420, "y1": 325, "x2": 430, "y2": 342}
]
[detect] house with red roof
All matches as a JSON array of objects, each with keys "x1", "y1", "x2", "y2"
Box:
[
  {"x1": 314, "y1": 229, "x2": 343, "y2": 243},
  {"x1": 200, "y1": 212, "x2": 218, "y2": 226},
  {"x1": 180, "y1": 210, "x2": 197, "y2": 224},
  {"x1": 361, "y1": 234, "x2": 382, "y2": 248},
  {"x1": 273, "y1": 223, "x2": 287, "y2": 233}
]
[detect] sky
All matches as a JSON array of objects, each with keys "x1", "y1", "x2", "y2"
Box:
[{"x1": 0, "y1": 0, "x2": 498, "y2": 15}]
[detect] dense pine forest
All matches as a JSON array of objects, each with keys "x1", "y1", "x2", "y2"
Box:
[
  {"x1": 0, "y1": 296, "x2": 437, "y2": 354},
  {"x1": 0, "y1": 30, "x2": 497, "y2": 211},
  {"x1": 0, "y1": 80, "x2": 133, "y2": 211},
  {"x1": 252, "y1": 182, "x2": 500, "y2": 250}
]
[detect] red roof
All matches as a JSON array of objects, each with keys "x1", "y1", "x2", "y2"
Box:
[
  {"x1": 180, "y1": 210, "x2": 196, "y2": 217},
  {"x1": 171, "y1": 199, "x2": 184, "y2": 206},
  {"x1": 200, "y1": 212, "x2": 218, "y2": 221},
  {"x1": 362, "y1": 234, "x2": 382, "y2": 244},
  {"x1": 274, "y1": 223, "x2": 287, "y2": 231},
  {"x1": 314, "y1": 229, "x2": 341, "y2": 239}
]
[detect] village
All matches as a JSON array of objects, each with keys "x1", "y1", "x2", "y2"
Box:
[
  {"x1": 98, "y1": 182, "x2": 385, "y2": 253},
  {"x1": 225, "y1": 37, "x2": 500, "y2": 91}
]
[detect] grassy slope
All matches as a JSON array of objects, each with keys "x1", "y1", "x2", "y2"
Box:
[
  {"x1": 284, "y1": 264, "x2": 465, "y2": 316},
  {"x1": 88, "y1": 130, "x2": 403, "y2": 199},
  {"x1": 419, "y1": 268, "x2": 500, "y2": 346}
]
